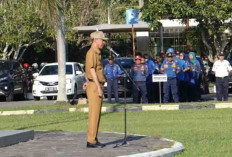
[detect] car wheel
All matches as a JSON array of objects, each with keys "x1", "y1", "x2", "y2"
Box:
[
  {"x1": 18, "y1": 86, "x2": 27, "y2": 100},
  {"x1": 0, "y1": 96, "x2": 5, "y2": 102},
  {"x1": 34, "y1": 96, "x2": 40, "y2": 101},
  {"x1": 104, "y1": 94, "x2": 108, "y2": 98},
  {"x1": 47, "y1": 96, "x2": 53, "y2": 100},
  {"x1": 81, "y1": 93, "x2": 87, "y2": 98},
  {"x1": 68, "y1": 84, "x2": 77, "y2": 100},
  {"x1": 6, "y1": 88, "x2": 14, "y2": 102}
]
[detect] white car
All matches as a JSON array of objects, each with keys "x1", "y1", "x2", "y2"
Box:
[{"x1": 32, "y1": 62, "x2": 86, "y2": 101}]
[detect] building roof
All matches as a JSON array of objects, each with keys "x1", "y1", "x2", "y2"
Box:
[{"x1": 72, "y1": 23, "x2": 150, "y2": 33}]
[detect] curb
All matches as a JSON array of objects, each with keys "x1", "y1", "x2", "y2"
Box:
[
  {"x1": 0, "y1": 103, "x2": 232, "y2": 116},
  {"x1": 118, "y1": 138, "x2": 184, "y2": 157}
]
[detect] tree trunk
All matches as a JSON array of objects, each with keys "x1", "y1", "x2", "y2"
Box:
[
  {"x1": 201, "y1": 31, "x2": 214, "y2": 62},
  {"x1": 107, "y1": 6, "x2": 111, "y2": 24},
  {"x1": 56, "y1": 7, "x2": 67, "y2": 103},
  {"x1": 13, "y1": 44, "x2": 23, "y2": 60},
  {"x1": 3, "y1": 43, "x2": 9, "y2": 60}
]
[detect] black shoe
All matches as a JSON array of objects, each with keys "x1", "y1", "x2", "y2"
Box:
[{"x1": 87, "y1": 142, "x2": 105, "y2": 148}]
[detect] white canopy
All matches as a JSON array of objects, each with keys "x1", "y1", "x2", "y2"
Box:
[
  {"x1": 72, "y1": 23, "x2": 150, "y2": 33},
  {"x1": 159, "y1": 19, "x2": 199, "y2": 28}
]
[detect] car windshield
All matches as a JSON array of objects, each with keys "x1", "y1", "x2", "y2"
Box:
[
  {"x1": 103, "y1": 58, "x2": 134, "y2": 69},
  {"x1": 0, "y1": 62, "x2": 9, "y2": 75},
  {"x1": 115, "y1": 58, "x2": 134, "y2": 69},
  {"x1": 39, "y1": 65, "x2": 73, "y2": 75}
]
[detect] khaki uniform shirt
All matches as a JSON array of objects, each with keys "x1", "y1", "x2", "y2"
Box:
[{"x1": 85, "y1": 45, "x2": 106, "y2": 83}]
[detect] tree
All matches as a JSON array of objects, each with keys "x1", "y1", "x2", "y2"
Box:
[
  {"x1": 142, "y1": 0, "x2": 232, "y2": 61},
  {"x1": 34, "y1": 0, "x2": 79, "y2": 103},
  {"x1": 0, "y1": 0, "x2": 50, "y2": 60},
  {"x1": 95, "y1": 0, "x2": 139, "y2": 24}
]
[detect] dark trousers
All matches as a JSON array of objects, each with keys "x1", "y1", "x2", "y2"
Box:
[
  {"x1": 189, "y1": 80, "x2": 200, "y2": 102},
  {"x1": 163, "y1": 78, "x2": 179, "y2": 103},
  {"x1": 146, "y1": 82, "x2": 155, "y2": 103},
  {"x1": 178, "y1": 80, "x2": 188, "y2": 102},
  {"x1": 107, "y1": 78, "x2": 119, "y2": 103},
  {"x1": 133, "y1": 81, "x2": 148, "y2": 103},
  {"x1": 154, "y1": 82, "x2": 162, "y2": 103},
  {"x1": 216, "y1": 77, "x2": 229, "y2": 101}
]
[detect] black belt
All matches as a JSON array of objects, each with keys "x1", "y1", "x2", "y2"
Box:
[{"x1": 88, "y1": 79, "x2": 104, "y2": 84}]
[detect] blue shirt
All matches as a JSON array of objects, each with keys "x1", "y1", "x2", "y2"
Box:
[
  {"x1": 104, "y1": 63, "x2": 123, "y2": 79},
  {"x1": 131, "y1": 64, "x2": 148, "y2": 82},
  {"x1": 164, "y1": 57, "x2": 181, "y2": 68},
  {"x1": 177, "y1": 59, "x2": 188, "y2": 81},
  {"x1": 190, "y1": 60, "x2": 201, "y2": 81},
  {"x1": 146, "y1": 59, "x2": 159, "y2": 83},
  {"x1": 161, "y1": 60, "x2": 180, "y2": 78},
  {"x1": 183, "y1": 60, "x2": 191, "y2": 81}
]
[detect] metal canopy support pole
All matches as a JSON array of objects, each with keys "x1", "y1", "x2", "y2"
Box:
[
  {"x1": 132, "y1": 24, "x2": 136, "y2": 58},
  {"x1": 160, "y1": 26, "x2": 164, "y2": 54}
]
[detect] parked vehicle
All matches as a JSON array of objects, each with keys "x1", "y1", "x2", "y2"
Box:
[
  {"x1": 32, "y1": 62, "x2": 86, "y2": 101},
  {"x1": 0, "y1": 60, "x2": 27, "y2": 101},
  {"x1": 102, "y1": 57, "x2": 134, "y2": 97}
]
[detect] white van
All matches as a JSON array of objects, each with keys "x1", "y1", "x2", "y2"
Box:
[{"x1": 32, "y1": 62, "x2": 85, "y2": 101}]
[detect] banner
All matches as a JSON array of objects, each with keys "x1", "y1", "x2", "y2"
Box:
[{"x1": 126, "y1": 9, "x2": 138, "y2": 24}]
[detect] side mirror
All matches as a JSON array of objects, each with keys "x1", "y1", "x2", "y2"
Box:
[
  {"x1": 76, "y1": 71, "x2": 82, "y2": 75},
  {"x1": 33, "y1": 73, "x2": 39, "y2": 79}
]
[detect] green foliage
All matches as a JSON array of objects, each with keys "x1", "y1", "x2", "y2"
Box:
[
  {"x1": 0, "y1": 0, "x2": 53, "y2": 59},
  {"x1": 142, "y1": 0, "x2": 232, "y2": 57},
  {"x1": 95, "y1": 0, "x2": 139, "y2": 24},
  {"x1": 0, "y1": 0, "x2": 80, "y2": 60},
  {"x1": 142, "y1": 0, "x2": 232, "y2": 27}
]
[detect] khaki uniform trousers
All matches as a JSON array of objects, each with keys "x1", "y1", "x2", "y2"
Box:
[{"x1": 86, "y1": 82, "x2": 103, "y2": 143}]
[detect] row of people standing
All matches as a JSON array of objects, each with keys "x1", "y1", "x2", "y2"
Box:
[
  {"x1": 103, "y1": 48, "x2": 204, "y2": 104},
  {"x1": 130, "y1": 48, "x2": 203, "y2": 103}
]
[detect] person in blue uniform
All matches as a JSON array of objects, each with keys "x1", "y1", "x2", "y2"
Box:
[
  {"x1": 161, "y1": 52, "x2": 180, "y2": 103},
  {"x1": 164, "y1": 48, "x2": 181, "y2": 70},
  {"x1": 176, "y1": 52, "x2": 190, "y2": 102},
  {"x1": 131, "y1": 55, "x2": 148, "y2": 103},
  {"x1": 154, "y1": 55, "x2": 163, "y2": 102},
  {"x1": 144, "y1": 54, "x2": 159, "y2": 103},
  {"x1": 189, "y1": 52, "x2": 202, "y2": 101},
  {"x1": 104, "y1": 56, "x2": 123, "y2": 103}
]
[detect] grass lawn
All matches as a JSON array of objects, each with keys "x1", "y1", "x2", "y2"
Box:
[{"x1": 1, "y1": 109, "x2": 232, "y2": 156}]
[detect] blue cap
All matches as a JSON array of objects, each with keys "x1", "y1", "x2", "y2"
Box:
[
  {"x1": 167, "y1": 53, "x2": 173, "y2": 57},
  {"x1": 167, "y1": 48, "x2": 175, "y2": 54}
]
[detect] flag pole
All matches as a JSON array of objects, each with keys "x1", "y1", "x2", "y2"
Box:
[{"x1": 132, "y1": 24, "x2": 135, "y2": 58}]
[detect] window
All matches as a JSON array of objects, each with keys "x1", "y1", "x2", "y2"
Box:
[
  {"x1": 40, "y1": 65, "x2": 73, "y2": 75},
  {"x1": 0, "y1": 61, "x2": 9, "y2": 74},
  {"x1": 77, "y1": 64, "x2": 84, "y2": 72}
]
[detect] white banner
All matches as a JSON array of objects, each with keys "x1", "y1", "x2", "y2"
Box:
[{"x1": 152, "y1": 74, "x2": 167, "y2": 82}]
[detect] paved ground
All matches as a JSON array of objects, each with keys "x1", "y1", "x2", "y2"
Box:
[
  {"x1": 0, "y1": 93, "x2": 133, "y2": 108},
  {"x1": 1, "y1": 93, "x2": 232, "y2": 109},
  {"x1": 0, "y1": 131, "x2": 181, "y2": 157}
]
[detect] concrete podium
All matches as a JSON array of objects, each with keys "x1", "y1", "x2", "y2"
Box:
[{"x1": 0, "y1": 130, "x2": 34, "y2": 147}]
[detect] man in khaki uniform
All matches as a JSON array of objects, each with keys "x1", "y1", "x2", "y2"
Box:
[{"x1": 83, "y1": 31, "x2": 107, "y2": 148}]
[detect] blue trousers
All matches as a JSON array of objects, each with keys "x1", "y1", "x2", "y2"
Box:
[
  {"x1": 107, "y1": 78, "x2": 119, "y2": 103},
  {"x1": 163, "y1": 78, "x2": 179, "y2": 103},
  {"x1": 133, "y1": 81, "x2": 148, "y2": 103}
]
